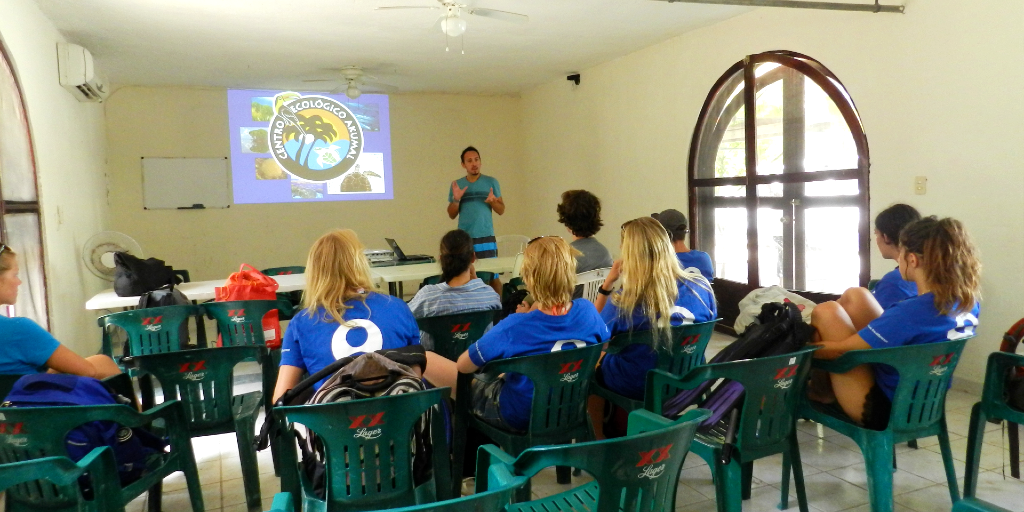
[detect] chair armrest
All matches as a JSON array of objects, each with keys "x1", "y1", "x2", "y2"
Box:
[
  {"x1": 811, "y1": 350, "x2": 882, "y2": 374},
  {"x1": 475, "y1": 444, "x2": 517, "y2": 493},
  {"x1": 625, "y1": 409, "x2": 673, "y2": 435},
  {"x1": 269, "y1": 492, "x2": 295, "y2": 512}
]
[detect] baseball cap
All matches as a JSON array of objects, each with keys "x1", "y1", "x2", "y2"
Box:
[{"x1": 651, "y1": 209, "x2": 689, "y2": 241}]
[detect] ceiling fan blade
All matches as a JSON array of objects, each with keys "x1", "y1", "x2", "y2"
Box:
[
  {"x1": 467, "y1": 8, "x2": 528, "y2": 24},
  {"x1": 363, "y1": 81, "x2": 399, "y2": 93},
  {"x1": 375, "y1": 5, "x2": 440, "y2": 10},
  {"x1": 432, "y1": 14, "x2": 444, "y2": 31},
  {"x1": 301, "y1": 79, "x2": 335, "y2": 83}
]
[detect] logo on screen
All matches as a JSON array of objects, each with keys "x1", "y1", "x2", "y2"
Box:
[{"x1": 269, "y1": 93, "x2": 364, "y2": 182}]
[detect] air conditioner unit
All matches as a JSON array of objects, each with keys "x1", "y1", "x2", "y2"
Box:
[{"x1": 56, "y1": 43, "x2": 109, "y2": 102}]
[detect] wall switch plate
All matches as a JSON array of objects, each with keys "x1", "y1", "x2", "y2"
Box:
[{"x1": 914, "y1": 176, "x2": 927, "y2": 195}]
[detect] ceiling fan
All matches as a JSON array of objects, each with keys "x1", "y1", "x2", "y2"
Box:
[
  {"x1": 302, "y1": 66, "x2": 397, "y2": 99},
  {"x1": 376, "y1": 1, "x2": 528, "y2": 52}
]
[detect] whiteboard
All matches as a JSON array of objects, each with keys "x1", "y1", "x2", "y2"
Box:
[{"x1": 142, "y1": 157, "x2": 231, "y2": 209}]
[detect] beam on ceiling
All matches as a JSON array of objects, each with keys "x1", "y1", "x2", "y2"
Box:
[{"x1": 659, "y1": 0, "x2": 904, "y2": 13}]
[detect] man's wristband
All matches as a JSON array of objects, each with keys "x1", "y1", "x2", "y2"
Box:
[{"x1": 598, "y1": 286, "x2": 613, "y2": 296}]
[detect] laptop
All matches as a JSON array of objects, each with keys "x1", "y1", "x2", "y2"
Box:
[{"x1": 384, "y1": 238, "x2": 433, "y2": 263}]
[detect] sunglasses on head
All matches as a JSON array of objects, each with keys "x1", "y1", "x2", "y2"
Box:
[
  {"x1": 0, "y1": 244, "x2": 7, "y2": 255},
  {"x1": 527, "y1": 235, "x2": 560, "y2": 245}
]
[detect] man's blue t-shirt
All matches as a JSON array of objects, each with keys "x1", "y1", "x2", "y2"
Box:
[
  {"x1": 280, "y1": 292, "x2": 420, "y2": 390},
  {"x1": 873, "y1": 266, "x2": 918, "y2": 310},
  {"x1": 858, "y1": 292, "x2": 980, "y2": 400},
  {"x1": 466, "y1": 299, "x2": 609, "y2": 430},
  {"x1": 0, "y1": 316, "x2": 60, "y2": 374},
  {"x1": 599, "y1": 279, "x2": 717, "y2": 399},
  {"x1": 449, "y1": 175, "x2": 501, "y2": 241},
  {"x1": 677, "y1": 251, "x2": 715, "y2": 281}
]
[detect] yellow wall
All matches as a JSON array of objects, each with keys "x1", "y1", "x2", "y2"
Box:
[
  {"x1": 104, "y1": 87, "x2": 525, "y2": 282},
  {"x1": 0, "y1": 0, "x2": 110, "y2": 352},
  {"x1": 520, "y1": 0, "x2": 1024, "y2": 389}
]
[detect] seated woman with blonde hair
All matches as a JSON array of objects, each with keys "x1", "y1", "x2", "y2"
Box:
[
  {"x1": 273, "y1": 229, "x2": 422, "y2": 402},
  {"x1": 0, "y1": 244, "x2": 121, "y2": 378},
  {"x1": 809, "y1": 217, "x2": 981, "y2": 429}
]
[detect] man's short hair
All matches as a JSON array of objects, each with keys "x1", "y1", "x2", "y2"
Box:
[
  {"x1": 557, "y1": 190, "x2": 604, "y2": 238},
  {"x1": 461, "y1": 146, "x2": 480, "y2": 163},
  {"x1": 651, "y1": 209, "x2": 689, "y2": 242}
]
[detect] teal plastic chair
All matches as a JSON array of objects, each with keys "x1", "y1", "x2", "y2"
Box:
[
  {"x1": 415, "y1": 310, "x2": 495, "y2": 360},
  {"x1": 646, "y1": 347, "x2": 818, "y2": 512},
  {"x1": 452, "y1": 343, "x2": 605, "y2": 500},
  {"x1": 953, "y1": 498, "x2": 1014, "y2": 512},
  {"x1": 275, "y1": 387, "x2": 453, "y2": 512},
  {"x1": 262, "y1": 266, "x2": 305, "y2": 320},
  {"x1": 420, "y1": 271, "x2": 497, "y2": 288},
  {"x1": 792, "y1": 337, "x2": 972, "y2": 512},
  {"x1": 0, "y1": 399, "x2": 203, "y2": 512},
  {"x1": 0, "y1": 447, "x2": 125, "y2": 512},
  {"x1": 266, "y1": 492, "x2": 296, "y2": 512},
  {"x1": 590, "y1": 320, "x2": 718, "y2": 413},
  {"x1": 125, "y1": 346, "x2": 265, "y2": 511},
  {"x1": 964, "y1": 352, "x2": 1024, "y2": 498},
  {"x1": 483, "y1": 408, "x2": 710, "y2": 512}
]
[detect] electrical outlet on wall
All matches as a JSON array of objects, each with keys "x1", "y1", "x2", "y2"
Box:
[{"x1": 914, "y1": 176, "x2": 927, "y2": 195}]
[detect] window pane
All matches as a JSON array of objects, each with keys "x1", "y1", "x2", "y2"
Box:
[
  {"x1": 805, "y1": 179, "x2": 859, "y2": 197},
  {"x1": 2, "y1": 213, "x2": 46, "y2": 328},
  {"x1": 755, "y1": 78, "x2": 784, "y2": 176},
  {"x1": 757, "y1": 183, "x2": 783, "y2": 197},
  {"x1": 758, "y1": 208, "x2": 784, "y2": 287},
  {"x1": 0, "y1": 49, "x2": 37, "y2": 202},
  {"x1": 804, "y1": 207, "x2": 860, "y2": 293},
  {"x1": 694, "y1": 69, "x2": 745, "y2": 179},
  {"x1": 713, "y1": 207, "x2": 747, "y2": 282},
  {"x1": 804, "y1": 77, "x2": 858, "y2": 172},
  {"x1": 715, "y1": 185, "x2": 745, "y2": 197}
]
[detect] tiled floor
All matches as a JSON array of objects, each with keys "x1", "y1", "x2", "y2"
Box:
[{"x1": 129, "y1": 332, "x2": 1024, "y2": 511}]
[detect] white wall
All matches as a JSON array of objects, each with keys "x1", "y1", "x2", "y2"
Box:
[
  {"x1": 104, "y1": 87, "x2": 525, "y2": 282},
  {"x1": 520, "y1": 0, "x2": 1024, "y2": 389},
  {"x1": 0, "y1": 0, "x2": 110, "y2": 352}
]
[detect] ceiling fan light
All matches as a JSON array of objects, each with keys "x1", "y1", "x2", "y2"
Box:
[
  {"x1": 346, "y1": 84, "x2": 361, "y2": 99},
  {"x1": 441, "y1": 16, "x2": 466, "y2": 37}
]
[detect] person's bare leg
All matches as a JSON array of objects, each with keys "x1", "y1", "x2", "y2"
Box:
[
  {"x1": 423, "y1": 352, "x2": 460, "y2": 398},
  {"x1": 806, "y1": 302, "x2": 856, "y2": 404},
  {"x1": 85, "y1": 355, "x2": 122, "y2": 379},
  {"x1": 836, "y1": 287, "x2": 884, "y2": 331},
  {"x1": 828, "y1": 364, "x2": 875, "y2": 425},
  {"x1": 489, "y1": 277, "x2": 502, "y2": 297}
]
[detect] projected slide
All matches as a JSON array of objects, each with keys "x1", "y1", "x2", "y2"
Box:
[{"x1": 227, "y1": 89, "x2": 393, "y2": 204}]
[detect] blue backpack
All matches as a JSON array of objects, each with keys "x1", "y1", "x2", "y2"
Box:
[{"x1": 1, "y1": 374, "x2": 168, "y2": 487}]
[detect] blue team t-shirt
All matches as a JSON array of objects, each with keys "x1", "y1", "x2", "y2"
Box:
[
  {"x1": 466, "y1": 299, "x2": 609, "y2": 430},
  {"x1": 872, "y1": 266, "x2": 918, "y2": 310},
  {"x1": 677, "y1": 251, "x2": 715, "y2": 281},
  {"x1": 599, "y1": 279, "x2": 717, "y2": 399},
  {"x1": 858, "y1": 292, "x2": 980, "y2": 400},
  {"x1": 280, "y1": 292, "x2": 420, "y2": 390},
  {"x1": 0, "y1": 316, "x2": 61, "y2": 374},
  {"x1": 448, "y1": 175, "x2": 501, "y2": 241}
]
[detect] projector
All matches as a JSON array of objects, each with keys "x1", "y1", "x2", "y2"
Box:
[{"x1": 364, "y1": 249, "x2": 395, "y2": 264}]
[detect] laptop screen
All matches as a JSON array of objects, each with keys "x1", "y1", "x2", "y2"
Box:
[{"x1": 384, "y1": 238, "x2": 406, "y2": 260}]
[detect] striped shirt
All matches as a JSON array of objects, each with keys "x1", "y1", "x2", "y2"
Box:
[{"x1": 408, "y1": 278, "x2": 502, "y2": 347}]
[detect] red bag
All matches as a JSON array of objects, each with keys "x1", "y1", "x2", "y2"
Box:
[{"x1": 215, "y1": 264, "x2": 282, "y2": 348}]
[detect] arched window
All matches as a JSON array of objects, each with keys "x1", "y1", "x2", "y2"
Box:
[
  {"x1": 0, "y1": 42, "x2": 47, "y2": 327},
  {"x1": 688, "y1": 51, "x2": 869, "y2": 295}
]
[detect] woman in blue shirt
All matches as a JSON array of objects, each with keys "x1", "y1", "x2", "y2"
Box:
[
  {"x1": 836, "y1": 204, "x2": 921, "y2": 330},
  {"x1": 809, "y1": 217, "x2": 981, "y2": 429},
  {"x1": 0, "y1": 244, "x2": 121, "y2": 378},
  {"x1": 589, "y1": 217, "x2": 716, "y2": 436},
  {"x1": 273, "y1": 230, "x2": 421, "y2": 400},
  {"x1": 424, "y1": 236, "x2": 609, "y2": 431}
]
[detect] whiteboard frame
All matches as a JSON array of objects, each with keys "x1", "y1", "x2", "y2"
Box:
[{"x1": 141, "y1": 157, "x2": 231, "y2": 210}]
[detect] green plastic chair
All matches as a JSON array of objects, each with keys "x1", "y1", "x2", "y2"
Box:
[
  {"x1": 964, "y1": 351, "x2": 1024, "y2": 498},
  {"x1": 952, "y1": 497, "x2": 1014, "y2": 512},
  {"x1": 274, "y1": 387, "x2": 453, "y2": 512},
  {"x1": 262, "y1": 266, "x2": 305, "y2": 320},
  {"x1": 415, "y1": 310, "x2": 495, "y2": 360},
  {"x1": 98, "y1": 304, "x2": 204, "y2": 359},
  {"x1": 0, "y1": 447, "x2": 125, "y2": 512},
  {"x1": 792, "y1": 337, "x2": 972, "y2": 512},
  {"x1": 125, "y1": 346, "x2": 265, "y2": 511},
  {"x1": 420, "y1": 271, "x2": 497, "y2": 288},
  {"x1": 0, "y1": 399, "x2": 203, "y2": 512},
  {"x1": 452, "y1": 343, "x2": 605, "y2": 500},
  {"x1": 266, "y1": 492, "x2": 296, "y2": 512},
  {"x1": 481, "y1": 408, "x2": 710, "y2": 512},
  {"x1": 590, "y1": 320, "x2": 718, "y2": 413},
  {"x1": 646, "y1": 347, "x2": 818, "y2": 512}
]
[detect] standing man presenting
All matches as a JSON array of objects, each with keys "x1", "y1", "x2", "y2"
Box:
[{"x1": 448, "y1": 146, "x2": 505, "y2": 293}]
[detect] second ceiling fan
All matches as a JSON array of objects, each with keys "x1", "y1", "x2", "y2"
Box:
[{"x1": 376, "y1": 1, "x2": 528, "y2": 52}]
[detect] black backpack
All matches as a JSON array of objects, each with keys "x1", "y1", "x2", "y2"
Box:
[
  {"x1": 128, "y1": 282, "x2": 193, "y2": 354},
  {"x1": 113, "y1": 252, "x2": 179, "y2": 297},
  {"x1": 663, "y1": 301, "x2": 814, "y2": 432}
]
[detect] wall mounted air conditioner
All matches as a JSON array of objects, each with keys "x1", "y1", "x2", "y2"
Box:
[{"x1": 57, "y1": 43, "x2": 109, "y2": 102}]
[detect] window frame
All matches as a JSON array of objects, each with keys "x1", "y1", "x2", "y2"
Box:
[{"x1": 687, "y1": 50, "x2": 870, "y2": 292}]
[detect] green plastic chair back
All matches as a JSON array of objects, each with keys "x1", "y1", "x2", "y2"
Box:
[
  {"x1": 262, "y1": 266, "x2": 305, "y2": 320},
  {"x1": 795, "y1": 337, "x2": 972, "y2": 512},
  {"x1": 263, "y1": 266, "x2": 305, "y2": 276},
  {"x1": 203, "y1": 300, "x2": 280, "y2": 348},
  {"x1": 591, "y1": 320, "x2": 718, "y2": 412},
  {"x1": 415, "y1": 310, "x2": 494, "y2": 360},
  {"x1": 867, "y1": 279, "x2": 880, "y2": 292},
  {"x1": 0, "y1": 400, "x2": 202, "y2": 512},
  {"x1": 964, "y1": 351, "x2": 1024, "y2": 498},
  {"x1": 953, "y1": 497, "x2": 1014, "y2": 512},
  {"x1": 275, "y1": 387, "x2": 453, "y2": 512},
  {"x1": 97, "y1": 304, "x2": 203, "y2": 358},
  {"x1": 491, "y1": 408, "x2": 710, "y2": 512},
  {"x1": 452, "y1": 343, "x2": 604, "y2": 499},
  {"x1": 0, "y1": 447, "x2": 125, "y2": 512},
  {"x1": 420, "y1": 271, "x2": 496, "y2": 288},
  {"x1": 646, "y1": 347, "x2": 818, "y2": 512}
]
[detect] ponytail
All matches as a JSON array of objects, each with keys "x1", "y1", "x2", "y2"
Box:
[{"x1": 899, "y1": 217, "x2": 981, "y2": 315}]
